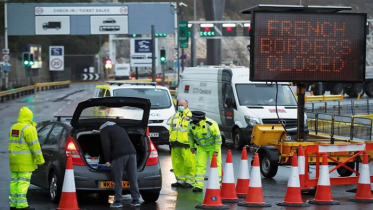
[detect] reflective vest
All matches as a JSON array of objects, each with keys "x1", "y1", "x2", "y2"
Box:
[
  {"x1": 9, "y1": 107, "x2": 45, "y2": 172},
  {"x1": 169, "y1": 108, "x2": 192, "y2": 145},
  {"x1": 188, "y1": 118, "x2": 222, "y2": 148}
]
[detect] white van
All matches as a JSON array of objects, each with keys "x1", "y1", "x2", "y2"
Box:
[
  {"x1": 177, "y1": 66, "x2": 308, "y2": 149},
  {"x1": 93, "y1": 82, "x2": 175, "y2": 146},
  {"x1": 114, "y1": 63, "x2": 131, "y2": 80}
]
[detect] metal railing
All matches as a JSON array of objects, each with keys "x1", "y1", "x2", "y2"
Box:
[
  {"x1": 305, "y1": 99, "x2": 373, "y2": 116},
  {"x1": 306, "y1": 112, "x2": 372, "y2": 141}
]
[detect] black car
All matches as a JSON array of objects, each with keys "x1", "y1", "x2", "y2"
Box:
[{"x1": 31, "y1": 97, "x2": 162, "y2": 203}]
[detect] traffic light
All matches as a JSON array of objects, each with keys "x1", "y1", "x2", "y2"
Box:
[
  {"x1": 243, "y1": 23, "x2": 251, "y2": 37},
  {"x1": 128, "y1": 34, "x2": 142, "y2": 38},
  {"x1": 105, "y1": 59, "x2": 112, "y2": 69},
  {"x1": 22, "y1": 52, "x2": 30, "y2": 66},
  {"x1": 200, "y1": 24, "x2": 215, "y2": 37},
  {"x1": 29, "y1": 54, "x2": 34, "y2": 66},
  {"x1": 155, "y1": 33, "x2": 167, "y2": 37},
  {"x1": 222, "y1": 23, "x2": 237, "y2": 36},
  {"x1": 160, "y1": 49, "x2": 166, "y2": 64}
]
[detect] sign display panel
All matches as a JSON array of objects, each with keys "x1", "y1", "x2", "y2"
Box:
[
  {"x1": 251, "y1": 12, "x2": 366, "y2": 82},
  {"x1": 90, "y1": 16, "x2": 128, "y2": 35},
  {"x1": 35, "y1": 16, "x2": 70, "y2": 35},
  {"x1": 130, "y1": 38, "x2": 158, "y2": 67},
  {"x1": 49, "y1": 46, "x2": 64, "y2": 71}
]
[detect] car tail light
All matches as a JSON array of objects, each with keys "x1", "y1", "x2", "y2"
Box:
[
  {"x1": 146, "y1": 140, "x2": 159, "y2": 166},
  {"x1": 65, "y1": 136, "x2": 85, "y2": 166}
]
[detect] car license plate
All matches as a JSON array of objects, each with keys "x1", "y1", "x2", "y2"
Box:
[
  {"x1": 150, "y1": 133, "x2": 159, "y2": 137},
  {"x1": 285, "y1": 135, "x2": 291, "y2": 140},
  {"x1": 99, "y1": 181, "x2": 130, "y2": 189}
]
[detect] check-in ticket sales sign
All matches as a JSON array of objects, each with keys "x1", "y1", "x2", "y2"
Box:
[{"x1": 250, "y1": 12, "x2": 367, "y2": 82}]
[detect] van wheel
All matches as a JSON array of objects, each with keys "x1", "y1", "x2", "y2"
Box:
[
  {"x1": 49, "y1": 172, "x2": 62, "y2": 203},
  {"x1": 337, "y1": 162, "x2": 355, "y2": 177},
  {"x1": 259, "y1": 152, "x2": 278, "y2": 178},
  {"x1": 233, "y1": 129, "x2": 244, "y2": 150},
  {"x1": 140, "y1": 190, "x2": 160, "y2": 202}
]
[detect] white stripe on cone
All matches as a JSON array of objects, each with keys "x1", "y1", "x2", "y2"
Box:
[
  {"x1": 222, "y1": 163, "x2": 235, "y2": 183},
  {"x1": 207, "y1": 168, "x2": 220, "y2": 189},
  {"x1": 359, "y1": 164, "x2": 370, "y2": 184},
  {"x1": 62, "y1": 169, "x2": 76, "y2": 192},
  {"x1": 318, "y1": 165, "x2": 331, "y2": 186},
  {"x1": 298, "y1": 156, "x2": 305, "y2": 175},
  {"x1": 288, "y1": 166, "x2": 300, "y2": 187},
  {"x1": 249, "y1": 166, "x2": 261, "y2": 188},
  {"x1": 238, "y1": 159, "x2": 249, "y2": 179}
]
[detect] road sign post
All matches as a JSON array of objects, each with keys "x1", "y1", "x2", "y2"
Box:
[{"x1": 179, "y1": 21, "x2": 189, "y2": 49}]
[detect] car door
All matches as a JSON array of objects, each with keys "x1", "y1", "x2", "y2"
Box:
[{"x1": 31, "y1": 123, "x2": 54, "y2": 186}]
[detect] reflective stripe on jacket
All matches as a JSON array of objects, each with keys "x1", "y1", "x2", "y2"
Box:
[
  {"x1": 188, "y1": 118, "x2": 222, "y2": 151},
  {"x1": 169, "y1": 108, "x2": 192, "y2": 145},
  {"x1": 9, "y1": 107, "x2": 45, "y2": 172}
]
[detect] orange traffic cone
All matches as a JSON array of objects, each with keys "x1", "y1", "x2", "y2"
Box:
[
  {"x1": 309, "y1": 153, "x2": 340, "y2": 205},
  {"x1": 350, "y1": 151, "x2": 373, "y2": 203},
  {"x1": 221, "y1": 150, "x2": 239, "y2": 203},
  {"x1": 195, "y1": 153, "x2": 229, "y2": 209},
  {"x1": 276, "y1": 154, "x2": 310, "y2": 207},
  {"x1": 58, "y1": 155, "x2": 80, "y2": 210},
  {"x1": 236, "y1": 147, "x2": 250, "y2": 198},
  {"x1": 298, "y1": 145, "x2": 314, "y2": 193},
  {"x1": 238, "y1": 153, "x2": 271, "y2": 208}
]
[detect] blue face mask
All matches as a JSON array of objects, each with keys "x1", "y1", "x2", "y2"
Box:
[{"x1": 178, "y1": 106, "x2": 185, "y2": 112}]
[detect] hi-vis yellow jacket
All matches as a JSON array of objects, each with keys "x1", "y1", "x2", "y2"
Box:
[
  {"x1": 169, "y1": 108, "x2": 192, "y2": 145},
  {"x1": 9, "y1": 107, "x2": 45, "y2": 172},
  {"x1": 188, "y1": 118, "x2": 222, "y2": 152}
]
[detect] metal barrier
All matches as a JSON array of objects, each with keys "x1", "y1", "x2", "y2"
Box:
[
  {"x1": 306, "y1": 112, "x2": 372, "y2": 141},
  {"x1": 34, "y1": 80, "x2": 71, "y2": 91},
  {"x1": 305, "y1": 99, "x2": 373, "y2": 116},
  {"x1": 305, "y1": 94, "x2": 343, "y2": 102},
  {"x1": 0, "y1": 86, "x2": 35, "y2": 102},
  {"x1": 0, "y1": 80, "x2": 71, "y2": 103}
]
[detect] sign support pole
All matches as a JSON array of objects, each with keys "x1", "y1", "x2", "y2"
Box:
[
  {"x1": 3, "y1": 1, "x2": 8, "y2": 89},
  {"x1": 297, "y1": 83, "x2": 306, "y2": 141},
  {"x1": 151, "y1": 25, "x2": 156, "y2": 82}
]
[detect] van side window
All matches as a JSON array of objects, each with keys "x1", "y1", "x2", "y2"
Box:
[
  {"x1": 224, "y1": 84, "x2": 235, "y2": 108},
  {"x1": 98, "y1": 89, "x2": 105, "y2": 98}
]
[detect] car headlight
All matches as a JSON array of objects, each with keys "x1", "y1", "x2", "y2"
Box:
[
  {"x1": 166, "y1": 116, "x2": 172, "y2": 125},
  {"x1": 245, "y1": 116, "x2": 261, "y2": 127}
]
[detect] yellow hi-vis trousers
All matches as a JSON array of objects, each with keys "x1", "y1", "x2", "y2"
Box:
[
  {"x1": 171, "y1": 146, "x2": 196, "y2": 185},
  {"x1": 9, "y1": 172, "x2": 32, "y2": 209},
  {"x1": 194, "y1": 145, "x2": 222, "y2": 189}
]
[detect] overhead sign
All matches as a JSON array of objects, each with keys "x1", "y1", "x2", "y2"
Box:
[
  {"x1": 35, "y1": 6, "x2": 128, "y2": 15},
  {"x1": 90, "y1": 16, "x2": 128, "y2": 35},
  {"x1": 49, "y1": 46, "x2": 64, "y2": 71},
  {"x1": 250, "y1": 12, "x2": 367, "y2": 82},
  {"x1": 179, "y1": 21, "x2": 189, "y2": 49},
  {"x1": 130, "y1": 38, "x2": 158, "y2": 67},
  {"x1": 2, "y1": 54, "x2": 10, "y2": 62},
  {"x1": 35, "y1": 16, "x2": 70, "y2": 35}
]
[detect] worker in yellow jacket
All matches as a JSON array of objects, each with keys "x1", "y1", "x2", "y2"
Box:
[
  {"x1": 169, "y1": 99, "x2": 195, "y2": 188},
  {"x1": 9, "y1": 107, "x2": 45, "y2": 210},
  {"x1": 188, "y1": 111, "x2": 222, "y2": 192}
]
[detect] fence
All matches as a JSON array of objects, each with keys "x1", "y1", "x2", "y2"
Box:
[
  {"x1": 305, "y1": 99, "x2": 373, "y2": 116},
  {"x1": 306, "y1": 112, "x2": 372, "y2": 141}
]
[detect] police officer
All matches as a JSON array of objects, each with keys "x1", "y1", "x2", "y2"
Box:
[
  {"x1": 188, "y1": 111, "x2": 222, "y2": 192},
  {"x1": 9, "y1": 107, "x2": 45, "y2": 210},
  {"x1": 169, "y1": 99, "x2": 195, "y2": 188}
]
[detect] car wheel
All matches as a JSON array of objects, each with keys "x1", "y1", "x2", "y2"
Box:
[
  {"x1": 233, "y1": 129, "x2": 244, "y2": 150},
  {"x1": 140, "y1": 190, "x2": 160, "y2": 202},
  {"x1": 259, "y1": 152, "x2": 278, "y2": 178},
  {"x1": 49, "y1": 172, "x2": 62, "y2": 203},
  {"x1": 337, "y1": 162, "x2": 355, "y2": 177}
]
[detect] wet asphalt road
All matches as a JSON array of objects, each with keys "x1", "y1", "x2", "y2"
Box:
[{"x1": 0, "y1": 83, "x2": 372, "y2": 210}]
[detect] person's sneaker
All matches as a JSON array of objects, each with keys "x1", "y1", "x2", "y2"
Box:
[
  {"x1": 192, "y1": 187, "x2": 203, "y2": 192},
  {"x1": 171, "y1": 182, "x2": 183, "y2": 187},
  {"x1": 183, "y1": 183, "x2": 193, "y2": 188},
  {"x1": 131, "y1": 199, "x2": 141, "y2": 207},
  {"x1": 110, "y1": 201, "x2": 123, "y2": 208}
]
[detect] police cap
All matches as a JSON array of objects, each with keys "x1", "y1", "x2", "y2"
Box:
[{"x1": 192, "y1": 111, "x2": 206, "y2": 120}]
